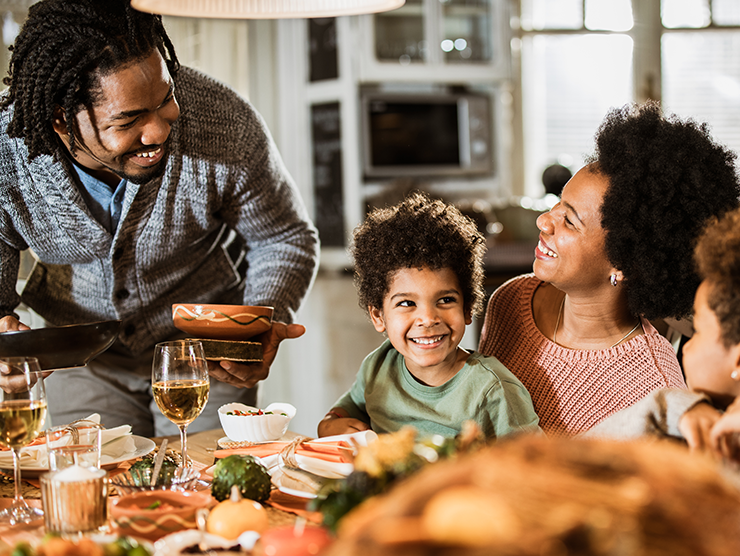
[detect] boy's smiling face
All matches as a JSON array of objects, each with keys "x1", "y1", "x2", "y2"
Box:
[
  {"x1": 369, "y1": 266, "x2": 472, "y2": 382},
  {"x1": 683, "y1": 280, "x2": 740, "y2": 408}
]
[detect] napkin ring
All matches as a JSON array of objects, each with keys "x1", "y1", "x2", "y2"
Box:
[
  {"x1": 57, "y1": 419, "x2": 104, "y2": 444},
  {"x1": 278, "y1": 436, "x2": 311, "y2": 470}
]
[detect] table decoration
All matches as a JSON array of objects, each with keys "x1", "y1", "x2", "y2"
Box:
[
  {"x1": 309, "y1": 423, "x2": 485, "y2": 532},
  {"x1": 40, "y1": 465, "x2": 108, "y2": 534},
  {"x1": 260, "y1": 521, "x2": 333, "y2": 556}
]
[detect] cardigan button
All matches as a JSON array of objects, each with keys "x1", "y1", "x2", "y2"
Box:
[
  {"x1": 124, "y1": 323, "x2": 136, "y2": 337},
  {"x1": 115, "y1": 288, "x2": 130, "y2": 300}
]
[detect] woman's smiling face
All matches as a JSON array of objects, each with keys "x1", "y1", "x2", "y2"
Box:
[
  {"x1": 533, "y1": 165, "x2": 617, "y2": 292},
  {"x1": 369, "y1": 266, "x2": 471, "y2": 378}
]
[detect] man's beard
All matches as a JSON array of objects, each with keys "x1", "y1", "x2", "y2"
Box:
[
  {"x1": 115, "y1": 155, "x2": 168, "y2": 184},
  {"x1": 115, "y1": 137, "x2": 171, "y2": 184}
]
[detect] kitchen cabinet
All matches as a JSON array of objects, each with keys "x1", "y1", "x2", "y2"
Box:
[{"x1": 358, "y1": 0, "x2": 510, "y2": 83}]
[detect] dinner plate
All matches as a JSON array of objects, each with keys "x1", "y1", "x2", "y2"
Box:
[{"x1": 1, "y1": 435, "x2": 156, "y2": 478}]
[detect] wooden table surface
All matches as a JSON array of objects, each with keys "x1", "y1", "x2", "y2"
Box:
[{"x1": 0, "y1": 428, "x2": 308, "y2": 551}]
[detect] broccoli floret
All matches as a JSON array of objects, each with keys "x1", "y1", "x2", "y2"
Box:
[{"x1": 211, "y1": 454, "x2": 272, "y2": 502}]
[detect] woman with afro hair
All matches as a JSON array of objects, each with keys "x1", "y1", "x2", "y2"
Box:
[{"x1": 479, "y1": 101, "x2": 740, "y2": 437}]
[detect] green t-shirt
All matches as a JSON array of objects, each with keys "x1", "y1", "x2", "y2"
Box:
[{"x1": 333, "y1": 339, "x2": 541, "y2": 439}]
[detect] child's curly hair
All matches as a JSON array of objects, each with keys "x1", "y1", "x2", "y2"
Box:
[
  {"x1": 351, "y1": 191, "x2": 486, "y2": 317},
  {"x1": 694, "y1": 207, "x2": 740, "y2": 348},
  {"x1": 589, "y1": 101, "x2": 740, "y2": 320}
]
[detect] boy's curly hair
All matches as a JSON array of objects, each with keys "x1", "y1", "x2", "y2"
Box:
[
  {"x1": 694, "y1": 208, "x2": 740, "y2": 347},
  {"x1": 588, "y1": 101, "x2": 740, "y2": 320},
  {"x1": 1, "y1": 0, "x2": 179, "y2": 162},
  {"x1": 352, "y1": 191, "x2": 486, "y2": 317}
]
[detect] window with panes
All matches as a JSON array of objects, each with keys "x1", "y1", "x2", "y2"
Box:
[{"x1": 517, "y1": 0, "x2": 740, "y2": 197}]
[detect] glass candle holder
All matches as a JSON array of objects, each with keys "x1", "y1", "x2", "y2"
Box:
[{"x1": 40, "y1": 466, "x2": 109, "y2": 535}]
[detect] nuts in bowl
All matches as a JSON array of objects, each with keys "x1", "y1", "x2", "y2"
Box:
[{"x1": 218, "y1": 402, "x2": 296, "y2": 443}]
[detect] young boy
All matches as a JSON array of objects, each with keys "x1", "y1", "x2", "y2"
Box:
[
  {"x1": 318, "y1": 192, "x2": 540, "y2": 440},
  {"x1": 586, "y1": 205, "x2": 740, "y2": 461}
]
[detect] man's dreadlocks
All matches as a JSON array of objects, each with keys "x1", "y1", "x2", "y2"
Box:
[{"x1": 0, "y1": 0, "x2": 179, "y2": 161}]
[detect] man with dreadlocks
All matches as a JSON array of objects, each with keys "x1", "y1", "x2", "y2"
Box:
[{"x1": 0, "y1": 0, "x2": 319, "y2": 436}]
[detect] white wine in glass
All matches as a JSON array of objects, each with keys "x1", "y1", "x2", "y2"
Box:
[
  {"x1": 152, "y1": 340, "x2": 209, "y2": 469},
  {"x1": 0, "y1": 356, "x2": 47, "y2": 524}
]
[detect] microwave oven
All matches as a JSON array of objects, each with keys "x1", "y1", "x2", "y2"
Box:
[{"x1": 360, "y1": 91, "x2": 493, "y2": 179}]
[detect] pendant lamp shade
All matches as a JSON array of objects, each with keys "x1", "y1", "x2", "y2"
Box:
[{"x1": 130, "y1": 0, "x2": 406, "y2": 19}]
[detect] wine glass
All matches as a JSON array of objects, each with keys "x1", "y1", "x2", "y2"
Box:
[
  {"x1": 0, "y1": 356, "x2": 47, "y2": 524},
  {"x1": 152, "y1": 340, "x2": 210, "y2": 469}
]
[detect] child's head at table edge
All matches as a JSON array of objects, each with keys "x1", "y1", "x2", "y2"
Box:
[
  {"x1": 683, "y1": 205, "x2": 740, "y2": 408},
  {"x1": 350, "y1": 191, "x2": 486, "y2": 360}
]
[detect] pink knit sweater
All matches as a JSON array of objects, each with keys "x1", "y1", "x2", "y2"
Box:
[{"x1": 478, "y1": 275, "x2": 687, "y2": 437}]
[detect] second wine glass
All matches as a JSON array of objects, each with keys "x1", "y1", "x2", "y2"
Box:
[{"x1": 151, "y1": 340, "x2": 210, "y2": 469}]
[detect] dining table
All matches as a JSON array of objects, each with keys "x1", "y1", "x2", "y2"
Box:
[{"x1": 0, "y1": 428, "x2": 318, "y2": 554}]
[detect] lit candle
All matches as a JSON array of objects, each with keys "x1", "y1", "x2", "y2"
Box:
[
  {"x1": 53, "y1": 463, "x2": 104, "y2": 482},
  {"x1": 40, "y1": 465, "x2": 108, "y2": 534}
]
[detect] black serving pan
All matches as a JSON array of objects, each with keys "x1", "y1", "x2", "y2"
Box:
[{"x1": 0, "y1": 320, "x2": 121, "y2": 370}]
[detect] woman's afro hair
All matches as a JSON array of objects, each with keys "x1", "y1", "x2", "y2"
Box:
[
  {"x1": 0, "y1": 0, "x2": 179, "y2": 161},
  {"x1": 589, "y1": 101, "x2": 740, "y2": 320},
  {"x1": 351, "y1": 191, "x2": 486, "y2": 317},
  {"x1": 694, "y1": 207, "x2": 740, "y2": 347}
]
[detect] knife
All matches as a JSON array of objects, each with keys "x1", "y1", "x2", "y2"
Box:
[{"x1": 150, "y1": 438, "x2": 168, "y2": 487}]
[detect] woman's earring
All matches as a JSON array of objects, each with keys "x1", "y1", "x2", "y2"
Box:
[
  {"x1": 732, "y1": 370, "x2": 740, "y2": 381},
  {"x1": 610, "y1": 274, "x2": 618, "y2": 287}
]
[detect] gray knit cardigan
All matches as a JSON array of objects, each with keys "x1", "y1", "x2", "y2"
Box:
[{"x1": 0, "y1": 67, "x2": 319, "y2": 356}]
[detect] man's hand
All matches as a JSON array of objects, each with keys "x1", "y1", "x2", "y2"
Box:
[
  {"x1": 710, "y1": 398, "x2": 740, "y2": 461},
  {"x1": 678, "y1": 402, "x2": 722, "y2": 454},
  {"x1": 0, "y1": 315, "x2": 29, "y2": 334},
  {"x1": 0, "y1": 315, "x2": 53, "y2": 393},
  {"x1": 207, "y1": 322, "x2": 306, "y2": 388}
]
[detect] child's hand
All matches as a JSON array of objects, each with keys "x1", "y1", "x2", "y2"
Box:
[
  {"x1": 317, "y1": 409, "x2": 370, "y2": 437},
  {"x1": 679, "y1": 402, "x2": 722, "y2": 454},
  {"x1": 710, "y1": 398, "x2": 740, "y2": 461}
]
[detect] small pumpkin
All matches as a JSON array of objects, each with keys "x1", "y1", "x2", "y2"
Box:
[{"x1": 206, "y1": 485, "x2": 269, "y2": 539}]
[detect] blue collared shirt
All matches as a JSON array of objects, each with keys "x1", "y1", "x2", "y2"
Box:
[{"x1": 72, "y1": 164, "x2": 127, "y2": 233}]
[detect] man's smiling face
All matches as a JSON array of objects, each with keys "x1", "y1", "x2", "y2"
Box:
[{"x1": 55, "y1": 49, "x2": 180, "y2": 185}]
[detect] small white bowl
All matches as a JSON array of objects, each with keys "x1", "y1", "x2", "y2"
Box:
[{"x1": 218, "y1": 402, "x2": 296, "y2": 443}]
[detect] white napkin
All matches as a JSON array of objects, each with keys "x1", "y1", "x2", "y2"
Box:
[
  {"x1": 0, "y1": 413, "x2": 134, "y2": 469},
  {"x1": 310, "y1": 430, "x2": 378, "y2": 448}
]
